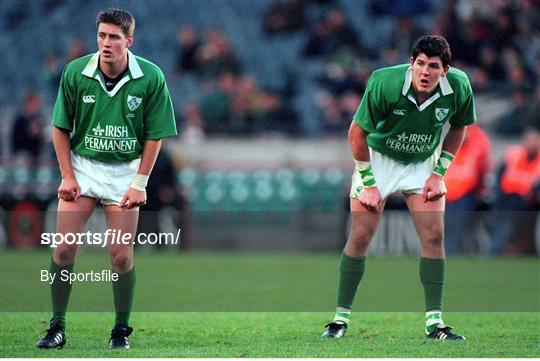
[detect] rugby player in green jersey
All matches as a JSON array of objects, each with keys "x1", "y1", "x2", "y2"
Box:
[
  {"x1": 322, "y1": 35, "x2": 475, "y2": 340},
  {"x1": 36, "y1": 9, "x2": 177, "y2": 349}
]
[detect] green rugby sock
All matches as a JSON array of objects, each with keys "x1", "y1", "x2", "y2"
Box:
[
  {"x1": 112, "y1": 267, "x2": 136, "y2": 327},
  {"x1": 419, "y1": 257, "x2": 445, "y2": 315},
  {"x1": 50, "y1": 258, "x2": 74, "y2": 329},
  {"x1": 336, "y1": 252, "x2": 366, "y2": 313}
]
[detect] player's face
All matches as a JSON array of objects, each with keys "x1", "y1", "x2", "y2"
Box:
[
  {"x1": 97, "y1": 23, "x2": 132, "y2": 65},
  {"x1": 410, "y1": 53, "x2": 449, "y2": 95}
]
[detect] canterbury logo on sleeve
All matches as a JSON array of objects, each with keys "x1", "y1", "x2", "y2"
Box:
[{"x1": 82, "y1": 95, "x2": 96, "y2": 103}]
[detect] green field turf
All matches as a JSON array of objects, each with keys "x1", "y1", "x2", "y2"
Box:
[
  {"x1": 0, "y1": 250, "x2": 539, "y2": 357},
  {"x1": 1, "y1": 250, "x2": 538, "y2": 312},
  {"x1": 1, "y1": 312, "x2": 538, "y2": 357}
]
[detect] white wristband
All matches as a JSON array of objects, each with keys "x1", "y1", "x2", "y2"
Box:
[{"x1": 130, "y1": 173, "x2": 149, "y2": 191}]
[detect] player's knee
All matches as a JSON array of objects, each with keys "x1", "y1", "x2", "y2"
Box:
[
  {"x1": 54, "y1": 247, "x2": 77, "y2": 264},
  {"x1": 423, "y1": 228, "x2": 444, "y2": 249},
  {"x1": 346, "y1": 229, "x2": 374, "y2": 255},
  {"x1": 111, "y1": 253, "x2": 132, "y2": 273}
]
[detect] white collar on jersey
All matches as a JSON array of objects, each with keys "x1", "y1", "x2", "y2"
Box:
[
  {"x1": 81, "y1": 50, "x2": 143, "y2": 97},
  {"x1": 401, "y1": 66, "x2": 453, "y2": 111},
  {"x1": 81, "y1": 49, "x2": 143, "y2": 79},
  {"x1": 401, "y1": 66, "x2": 453, "y2": 97}
]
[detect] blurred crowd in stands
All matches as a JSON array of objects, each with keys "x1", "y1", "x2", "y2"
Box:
[
  {"x1": 170, "y1": 0, "x2": 540, "y2": 139},
  {"x1": 173, "y1": 24, "x2": 301, "y2": 138},
  {"x1": 16, "y1": 0, "x2": 538, "y2": 140},
  {"x1": 3, "y1": 0, "x2": 539, "y2": 255}
]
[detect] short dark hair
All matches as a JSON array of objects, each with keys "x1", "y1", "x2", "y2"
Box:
[
  {"x1": 96, "y1": 8, "x2": 135, "y2": 36},
  {"x1": 411, "y1": 35, "x2": 452, "y2": 67}
]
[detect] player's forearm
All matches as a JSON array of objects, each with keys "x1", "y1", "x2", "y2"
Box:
[
  {"x1": 441, "y1": 126, "x2": 466, "y2": 155},
  {"x1": 349, "y1": 121, "x2": 378, "y2": 189},
  {"x1": 348, "y1": 121, "x2": 370, "y2": 161},
  {"x1": 52, "y1": 126, "x2": 75, "y2": 179},
  {"x1": 137, "y1": 139, "x2": 162, "y2": 176},
  {"x1": 128, "y1": 140, "x2": 162, "y2": 192},
  {"x1": 432, "y1": 126, "x2": 467, "y2": 177}
]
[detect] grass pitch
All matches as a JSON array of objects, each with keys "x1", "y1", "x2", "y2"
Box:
[
  {"x1": 1, "y1": 312, "x2": 538, "y2": 357},
  {"x1": 0, "y1": 250, "x2": 538, "y2": 357}
]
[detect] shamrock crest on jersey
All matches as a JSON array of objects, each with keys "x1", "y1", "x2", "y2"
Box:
[
  {"x1": 435, "y1": 108, "x2": 449, "y2": 122},
  {"x1": 127, "y1": 95, "x2": 142, "y2": 111}
]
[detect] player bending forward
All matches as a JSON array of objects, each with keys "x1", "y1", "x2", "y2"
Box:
[
  {"x1": 36, "y1": 8, "x2": 177, "y2": 349},
  {"x1": 322, "y1": 35, "x2": 474, "y2": 340}
]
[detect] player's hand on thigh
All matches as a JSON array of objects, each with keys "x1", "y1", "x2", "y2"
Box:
[
  {"x1": 358, "y1": 186, "x2": 383, "y2": 212},
  {"x1": 57, "y1": 177, "x2": 81, "y2": 202},
  {"x1": 119, "y1": 188, "x2": 147, "y2": 209},
  {"x1": 423, "y1": 173, "x2": 446, "y2": 202}
]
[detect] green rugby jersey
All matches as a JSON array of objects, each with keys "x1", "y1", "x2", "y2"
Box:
[
  {"x1": 353, "y1": 63, "x2": 476, "y2": 163},
  {"x1": 52, "y1": 50, "x2": 177, "y2": 163}
]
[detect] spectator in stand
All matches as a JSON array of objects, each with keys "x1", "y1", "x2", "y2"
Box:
[
  {"x1": 66, "y1": 37, "x2": 87, "y2": 62},
  {"x1": 230, "y1": 76, "x2": 266, "y2": 134},
  {"x1": 304, "y1": 8, "x2": 361, "y2": 58},
  {"x1": 11, "y1": 91, "x2": 46, "y2": 165},
  {"x1": 315, "y1": 45, "x2": 368, "y2": 136},
  {"x1": 197, "y1": 71, "x2": 299, "y2": 136},
  {"x1": 378, "y1": 47, "x2": 400, "y2": 68},
  {"x1": 490, "y1": 127, "x2": 540, "y2": 255},
  {"x1": 323, "y1": 8, "x2": 360, "y2": 50},
  {"x1": 195, "y1": 28, "x2": 241, "y2": 79},
  {"x1": 467, "y1": 67, "x2": 491, "y2": 94},
  {"x1": 304, "y1": 19, "x2": 329, "y2": 57},
  {"x1": 259, "y1": 90, "x2": 300, "y2": 136},
  {"x1": 444, "y1": 124, "x2": 491, "y2": 254},
  {"x1": 388, "y1": 16, "x2": 424, "y2": 59},
  {"x1": 317, "y1": 48, "x2": 365, "y2": 96},
  {"x1": 263, "y1": 0, "x2": 306, "y2": 36},
  {"x1": 317, "y1": 90, "x2": 361, "y2": 135},
  {"x1": 448, "y1": 19, "x2": 487, "y2": 67},
  {"x1": 495, "y1": 88, "x2": 537, "y2": 136},
  {"x1": 199, "y1": 72, "x2": 238, "y2": 133},
  {"x1": 317, "y1": 91, "x2": 342, "y2": 133},
  {"x1": 175, "y1": 25, "x2": 200, "y2": 76},
  {"x1": 43, "y1": 51, "x2": 63, "y2": 95},
  {"x1": 504, "y1": 61, "x2": 535, "y2": 93},
  {"x1": 478, "y1": 46, "x2": 506, "y2": 85},
  {"x1": 489, "y1": 7, "x2": 517, "y2": 52},
  {"x1": 179, "y1": 102, "x2": 205, "y2": 145},
  {"x1": 230, "y1": 76, "x2": 300, "y2": 135}
]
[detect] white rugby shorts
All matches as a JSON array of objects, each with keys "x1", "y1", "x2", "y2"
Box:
[
  {"x1": 350, "y1": 148, "x2": 437, "y2": 199},
  {"x1": 71, "y1": 153, "x2": 140, "y2": 205}
]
